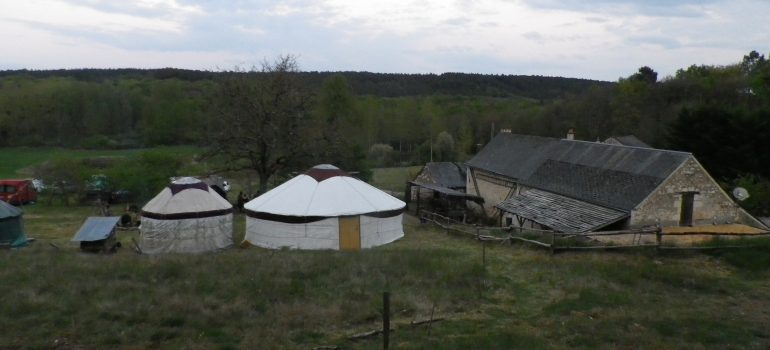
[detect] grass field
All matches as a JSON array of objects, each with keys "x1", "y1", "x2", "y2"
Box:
[
  {"x1": 0, "y1": 146, "x2": 201, "y2": 178},
  {"x1": 3, "y1": 202, "x2": 770, "y2": 349},
  {"x1": 3, "y1": 159, "x2": 770, "y2": 348},
  {"x1": 371, "y1": 165, "x2": 422, "y2": 195}
]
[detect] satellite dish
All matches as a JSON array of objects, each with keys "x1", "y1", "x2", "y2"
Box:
[{"x1": 732, "y1": 187, "x2": 750, "y2": 201}]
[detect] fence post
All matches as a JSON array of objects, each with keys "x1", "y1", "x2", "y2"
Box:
[
  {"x1": 482, "y1": 241, "x2": 486, "y2": 267},
  {"x1": 383, "y1": 292, "x2": 390, "y2": 350},
  {"x1": 550, "y1": 232, "x2": 556, "y2": 254}
]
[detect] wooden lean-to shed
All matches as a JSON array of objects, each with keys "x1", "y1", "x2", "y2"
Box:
[{"x1": 406, "y1": 162, "x2": 483, "y2": 220}]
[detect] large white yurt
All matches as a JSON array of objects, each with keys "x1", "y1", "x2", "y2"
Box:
[
  {"x1": 140, "y1": 177, "x2": 233, "y2": 254},
  {"x1": 244, "y1": 164, "x2": 405, "y2": 250}
]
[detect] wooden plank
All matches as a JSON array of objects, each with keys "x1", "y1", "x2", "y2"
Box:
[
  {"x1": 557, "y1": 244, "x2": 660, "y2": 250},
  {"x1": 509, "y1": 236, "x2": 551, "y2": 248},
  {"x1": 661, "y1": 231, "x2": 770, "y2": 236}
]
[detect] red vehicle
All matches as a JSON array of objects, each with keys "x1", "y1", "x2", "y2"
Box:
[{"x1": 0, "y1": 179, "x2": 37, "y2": 205}]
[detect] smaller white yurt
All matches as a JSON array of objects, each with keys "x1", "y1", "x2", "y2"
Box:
[
  {"x1": 140, "y1": 177, "x2": 233, "y2": 254},
  {"x1": 244, "y1": 164, "x2": 405, "y2": 250}
]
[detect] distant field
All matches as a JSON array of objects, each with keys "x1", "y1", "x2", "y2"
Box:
[
  {"x1": 0, "y1": 146, "x2": 201, "y2": 178},
  {"x1": 371, "y1": 165, "x2": 422, "y2": 195},
  {"x1": 3, "y1": 204, "x2": 770, "y2": 349}
]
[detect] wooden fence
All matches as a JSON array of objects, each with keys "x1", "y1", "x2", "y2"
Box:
[{"x1": 418, "y1": 211, "x2": 770, "y2": 253}]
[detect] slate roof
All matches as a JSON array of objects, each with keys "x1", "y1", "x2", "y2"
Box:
[
  {"x1": 415, "y1": 162, "x2": 467, "y2": 189},
  {"x1": 496, "y1": 189, "x2": 628, "y2": 233},
  {"x1": 72, "y1": 217, "x2": 120, "y2": 242},
  {"x1": 467, "y1": 133, "x2": 691, "y2": 211},
  {"x1": 604, "y1": 135, "x2": 651, "y2": 148}
]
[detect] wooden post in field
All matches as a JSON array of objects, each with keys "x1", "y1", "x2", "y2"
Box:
[
  {"x1": 482, "y1": 241, "x2": 486, "y2": 267},
  {"x1": 550, "y1": 232, "x2": 556, "y2": 254},
  {"x1": 383, "y1": 292, "x2": 390, "y2": 350}
]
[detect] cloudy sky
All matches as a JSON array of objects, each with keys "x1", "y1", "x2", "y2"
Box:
[{"x1": 1, "y1": 0, "x2": 767, "y2": 81}]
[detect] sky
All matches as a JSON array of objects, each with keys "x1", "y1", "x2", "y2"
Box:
[{"x1": 1, "y1": 0, "x2": 768, "y2": 81}]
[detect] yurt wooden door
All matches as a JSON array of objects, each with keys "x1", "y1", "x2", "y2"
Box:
[{"x1": 339, "y1": 216, "x2": 361, "y2": 251}]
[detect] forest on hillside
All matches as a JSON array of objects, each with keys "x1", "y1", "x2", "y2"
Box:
[{"x1": 1, "y1": 51, "x2": 770, "y2": 213}]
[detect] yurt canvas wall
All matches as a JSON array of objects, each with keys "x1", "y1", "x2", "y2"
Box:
[
  {"x1": 244, "y1": 165, "x2": 405, "y2": 250},
  {"x1": 140, "y1": 177, "x2": 233, "y2": 254}
]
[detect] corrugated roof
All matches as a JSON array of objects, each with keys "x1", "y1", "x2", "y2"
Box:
[
  {"x1": 467, "y1": 133, "x2": 690, "y2": 211},
  {"x1": 496, "y1": 189, "x2": 628, "y2": 233},
  {"x1": 415, "y1": 162, "x2": 466, "y2": 189},
  {"x1": 0, "y1": 200, "x2": 22, "y2": 219},
  {"x1": 72, "y1": 216, "x2": 120, "y2": 242},
  {"x1": 409, "y1": 181, "x2": 484, "y2": 203}
]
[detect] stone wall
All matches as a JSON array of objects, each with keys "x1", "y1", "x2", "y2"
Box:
[
  {"x1": 467, "y1": 168, "x2": 516, "y2": 217},
  {"x1": 630, "y1": 156, "x2": 760, "y2": 228}
]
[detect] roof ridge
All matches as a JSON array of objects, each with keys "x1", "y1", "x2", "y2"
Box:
[{"x1": 498, "y1": 132, "x2": 691, "y2": 155}]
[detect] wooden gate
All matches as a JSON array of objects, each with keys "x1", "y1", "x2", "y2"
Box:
[{"x1": 339, "y1": 216, "x2": 361, "y2": 251}]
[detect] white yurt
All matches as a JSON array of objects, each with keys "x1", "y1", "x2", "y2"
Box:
[
  {"x1": 140, "y1": 177, "x2": 234, "y2": 254},
  {"x1": 244, "y1": 164, "x2": 405, "y2": 250}
]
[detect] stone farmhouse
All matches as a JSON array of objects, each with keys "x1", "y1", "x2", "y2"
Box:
[{"x1": 465, "y1": 132, "x2": 766, "y2": 233}]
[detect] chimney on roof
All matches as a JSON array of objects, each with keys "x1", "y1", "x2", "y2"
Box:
[{"x1": 566, "y1": 128, "x2": 575, "y2": 140}]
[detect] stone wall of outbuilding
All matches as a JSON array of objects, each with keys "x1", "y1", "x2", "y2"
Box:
[{"x1": 630, "y1": 156, "x2": 764, "y2": 228}]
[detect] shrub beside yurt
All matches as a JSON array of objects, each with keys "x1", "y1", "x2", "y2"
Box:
[
  {"x1": 140, "y1": 177, "x2": 233, "y2": 254},
  {"x1": 244, "y1": 164, "x2": 405, "y2": 250},
  {"x1": 0, "y1": 200, "x2": 28, "y2": 248}
]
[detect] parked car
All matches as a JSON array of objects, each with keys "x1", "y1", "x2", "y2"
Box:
[{"x1": 0, "y1": 179, "x2": 38, "y2": 205}]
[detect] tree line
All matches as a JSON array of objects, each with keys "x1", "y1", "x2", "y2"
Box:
[{"x1": 2, "y1": 51, "x2": 770, "y2": 213}]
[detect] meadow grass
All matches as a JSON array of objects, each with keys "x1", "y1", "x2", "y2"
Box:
[
  {"x1": 3, "y1": 163, "x2": 770, "y2": 348},
  {"x1": 2, "y1": 204, "x2": 770, "y2": 349},
  {"x1": 0, "y1": 146, "x2": 201, "y2": 178},
  {"x1": 370, "y1": 165, "x2": 422, "y2": 195}
]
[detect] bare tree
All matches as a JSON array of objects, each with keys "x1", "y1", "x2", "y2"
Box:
[{"x1": 207, "y1": 55, "x2": 315, "y2": 193}]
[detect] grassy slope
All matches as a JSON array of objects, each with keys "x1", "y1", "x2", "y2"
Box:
[
  {"x1": 2, "y1": 202, "x2": 770, "y2": 349},
  {"x1": 2, "y1": 166, "x2": 770, "y2": 348}
]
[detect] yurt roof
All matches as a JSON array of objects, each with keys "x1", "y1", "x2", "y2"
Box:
[
  {"x1": 245, "y1": 164, "x2": 405, "y2": 217},
  {"x1": 142, "y1": 177, "x2": 232, "y2": 218},
  {"x1": 0, "y1": 200, "x2": 22, "y2": 219}
]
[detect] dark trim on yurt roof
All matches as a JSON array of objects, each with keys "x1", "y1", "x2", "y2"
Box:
[
  {"x1": 304, "y1": 165, "x2": 350, "y2": 182},
  {"x1": 142, "y1": 208, "x2": 233, "y2": 220},
  {"x1": 245, "y1": 207, "x2": 403, "y2": 223},
  {"x1": 169, "y1": 181, "x2": 210, "y2": 195}
]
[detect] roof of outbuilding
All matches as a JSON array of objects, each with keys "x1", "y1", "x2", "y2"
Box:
[
  {"x1": 416, "y1": 162, "x2": 466, "y2": 188},
  {"x1": 605, "y1": 135, "x2": 652, "y2": 148},
  {"x1": 467, "y1": 133, "x2": 691, "y2": 211},
  {"x1": 496, "y1": 189, "x2": 628, "y2": 233},
  {"x1": 72, "y1": 216, "x2": 120, "y2": 242}
]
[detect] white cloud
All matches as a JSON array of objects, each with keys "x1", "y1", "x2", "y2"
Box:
[
  {"x1": 0, "y1": 0, "x2": 187, "y2": 33},
  {"x1": 0, "y1": 0, "x2": 768, "y2": 80}
]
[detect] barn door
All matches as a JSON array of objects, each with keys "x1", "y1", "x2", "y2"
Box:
[
  {"x1": 679, "y1": 192, "x2": 697, "y2": 227},
  {"x1": 339, "y1": 216, "x2": 361, "y2": 251}
]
